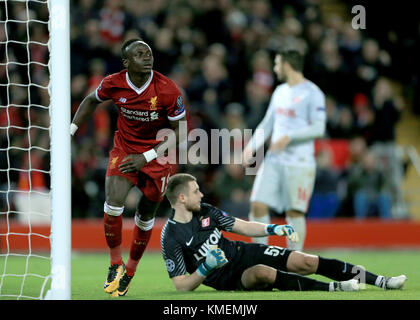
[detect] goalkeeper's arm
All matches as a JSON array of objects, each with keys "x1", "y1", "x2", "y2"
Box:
[
  {"x1": 231, "y1": 218, "x2": 299, "y2": 242},
  {"x1": 70, "y1": 91, "x2": 103, "y2": 136},
  {"x1": 171, "y1": 246, "x2": 228, "y2": 291}
]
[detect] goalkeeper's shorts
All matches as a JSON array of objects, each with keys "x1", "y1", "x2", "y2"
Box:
[{"x1": 204, "y1": 242, "x2": 293, "y2": 291}]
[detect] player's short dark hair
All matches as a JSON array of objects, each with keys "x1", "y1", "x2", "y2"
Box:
[
  {"x1": 165, "y1": 173, "x2": 197, "y2": 206},
  {"x1": 279, "y1": 49, "x2": 304, "y2": 72},
  {"x1": 121, "y1": 38, "x2": 143, "y2": 60}
]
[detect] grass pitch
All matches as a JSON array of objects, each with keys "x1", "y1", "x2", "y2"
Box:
[{"x1": 1, "y1": 249, "x2": 419, "y2": 300}]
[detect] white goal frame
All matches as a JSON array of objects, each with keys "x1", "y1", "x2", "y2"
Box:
[{"x1": 45, "y1": 0, "x2": 71, "y2": 300}]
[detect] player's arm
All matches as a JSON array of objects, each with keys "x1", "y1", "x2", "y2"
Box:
[
  {"x1": 70, "y1": 91, "x2": 103, "y2": 136},
  {"x1": 269, "y1": 119, "x2": 325, "y2": 152},
  {"x1": 231, "y1": 218, "x2": 299, "y2": 242},
  {"x1": 242, "y1": 100, "x2": 274, "y2": 166},
  {"x1": 171, "y1": 273, "x2": 205, "y2": 291},
  {"x1": 271, "y1": 118, "x2": 325, "y2": 149},
  {"x1": 171, "y1": 245, "x2": 228, "y2": 292},
  {"x1": 118, "y1": 115, "x2": 187, "y2": 174}
]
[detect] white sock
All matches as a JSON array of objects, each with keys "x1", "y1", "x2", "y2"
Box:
[
  {"x1": 248, "y1": 213, "x2": 270, "y2": 245},
  {"x1": 375, "y1": 275, "x2": 385, "y2": 288},
  {"x1": 285, "y1": 216, "x2": 306, "y2": 251}
]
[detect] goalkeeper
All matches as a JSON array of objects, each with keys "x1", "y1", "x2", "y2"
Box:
[{"x1": 160, "y1": 173, "x2": 407, "y2": 292}]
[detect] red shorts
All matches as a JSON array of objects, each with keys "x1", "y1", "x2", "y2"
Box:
[{"x1": 106, "y1": 146, "x2": 175, "y2": 202}]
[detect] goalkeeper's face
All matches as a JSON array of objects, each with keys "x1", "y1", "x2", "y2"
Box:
[{"x1": 184, "y1": 181, "x2": 203, "y2": 213}]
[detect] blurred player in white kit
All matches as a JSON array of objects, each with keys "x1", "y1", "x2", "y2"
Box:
[{"x1": 243, "y1": 49, "x2": 326, "y2": 250}]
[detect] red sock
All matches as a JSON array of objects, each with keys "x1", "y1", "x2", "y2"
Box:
[
  {"x1": 125, "y1": 225, "x2": 153, "y2": 276},
  {"x1": 104, "y1": 213, "x2": 123, "y2": 266}
]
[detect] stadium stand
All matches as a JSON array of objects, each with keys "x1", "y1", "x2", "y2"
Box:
[{"x1": 1, "y1": 0, "x2": 420, "y2": 223}]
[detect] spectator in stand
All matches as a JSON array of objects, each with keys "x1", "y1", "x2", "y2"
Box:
[
  {"x1": 346, "y1": 150, "x2": 392, "y2": 219},
  {"x1": 370, "y1": 77, "x2": 403, "y2": 144},
  {"x1": 63, "y1": 0, "x2": 417, "y2": 219},
  {"x1": 213, "y1": 162, "x2": 253, "y2": 218},
  {"x1": 308, "y1": 148, "x2": 342, "y2": 219},
  {"x1": 331, "y1": 107, "x2": 357, "y2": 139},
  {"x1": 369, "y1": 77, "x2": 406, "y2": 218},
  {"x1": 311, "y1": 37, "x2": 350, "y2": 104},
  {"x1": 186, "y1": 54, "x2": 232, "y2": 113},
  {"x1": 336, "y1": 136, "x2": 368, "y2": 217},
  {"x1": 242, "y1": 80, "x2": 271, "y2": 130},
  {"x1": 352, "y1": 93, "x2": 376, "y2": 144},
  {"x1": 338, "y1": 25, "x2": 362, "y2": 73},
  {"x1": 355, "y1": 39, "x2": 392, "y2": 96}
]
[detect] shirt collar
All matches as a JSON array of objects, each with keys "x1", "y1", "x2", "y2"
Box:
[{"x1": 125, "y1": 70, "x2": 153, "y2": 95}]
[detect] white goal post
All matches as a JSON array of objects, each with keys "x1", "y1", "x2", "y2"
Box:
[
  {"x1": 0, "y1": 0, "x2": 71, "y2": 300},
  {"x1": 46, "y1": 0, "x2": 71, "y2": 300}
]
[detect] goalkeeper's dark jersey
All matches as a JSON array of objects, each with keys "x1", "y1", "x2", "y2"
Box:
[{"x1": 160, "y1": 203, "x2": 237, "y2": 286}]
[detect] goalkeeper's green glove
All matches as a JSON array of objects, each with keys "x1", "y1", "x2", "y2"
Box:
[
  {"x1": 196, "y1": 245, "x2": 228, "y2": 277},
  {"x1": 265, "y1": 224, "x2": 299, "y2": 242}
]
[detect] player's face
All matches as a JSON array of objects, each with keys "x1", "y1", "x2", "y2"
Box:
[
  {"x1": 273, "y1": 54, "x2": 284, "y2": 80},
  {"x1": 125, "y1": 42, "x2": 154, "y2": 74},
  {"x1": 185, "y1": 181, "x2": 203, "y2": 212}
]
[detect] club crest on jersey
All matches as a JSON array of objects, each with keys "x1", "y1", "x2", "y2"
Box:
[
  {"x1": 149, "y1": 96, "x2": 158, "y2": 110},
  {"x1": 201, "y1": 217, "x2": 210, "y2": 228},
  {"x1": 110, "y1": 156, "x2": 119, "y2": 169},
  {"x1": 293, "y1": 94, "x2": 307, "y2": 104}
]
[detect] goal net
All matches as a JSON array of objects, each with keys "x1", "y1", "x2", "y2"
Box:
[{"x1": 0, "y1": 0, "x2": 71, "y2": 300}]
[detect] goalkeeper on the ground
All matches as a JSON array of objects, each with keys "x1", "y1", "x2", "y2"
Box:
[{"x1": 160, "y1": 173, "x2": 407, "y2": 292}]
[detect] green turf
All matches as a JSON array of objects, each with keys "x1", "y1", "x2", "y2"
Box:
[{"x1": 1, "y1": 250, "x2": 419, "y2": 300}]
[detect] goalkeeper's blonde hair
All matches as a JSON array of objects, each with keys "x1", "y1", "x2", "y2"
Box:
[{"x1": 165, "y1": 173, "x2": 197, "y2": 206}]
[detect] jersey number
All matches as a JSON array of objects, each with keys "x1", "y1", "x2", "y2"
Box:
[
  {"x1": 298, "y1": 187, "x2": 308, "y2": 202},
  {"x1": 264, "y1": 246, "x2": 283, "y2": 257},
  {"x1": 160, "y1": 173, "x2": 171, "y2": 194}
]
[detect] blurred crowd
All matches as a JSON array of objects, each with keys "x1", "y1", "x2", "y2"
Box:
[{"x1": 1, "y1": 0, "x2": 419, "y2": 221}]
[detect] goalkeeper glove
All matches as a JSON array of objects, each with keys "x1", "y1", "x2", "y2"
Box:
[
  {"x1": 196, "y1": 245, "x2": 228, "y2": 277},
  {"x1": 265, "y1": 224, "x2": 299, "y2": 243}
]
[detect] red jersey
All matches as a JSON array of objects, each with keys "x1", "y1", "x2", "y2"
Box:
[{"x1": 95, "y1": 69, "x2": 185, "y2": 154}]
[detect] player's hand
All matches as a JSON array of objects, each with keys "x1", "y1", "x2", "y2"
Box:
[
  {"x1": 267, "y1": 224, "x2": 299, "y2": 242},
  {"x1": 242, "y1": 147, "x2": 254, "y2": 167},
  {"x1": 269, "y1": 135, "x2": 291, "y2": 153},
  {"x1": 118, "y1": 154, "x2": 147, "y2": 173},
  {"x1": 277, "y1": 225, "x2": 299, "y2": 242},
  {"x1": 197, "y1": 245, "x2": 228, "y2": 277},
  {"x1": 206, "y1": 245, "x2": 228, "y2": 269}
]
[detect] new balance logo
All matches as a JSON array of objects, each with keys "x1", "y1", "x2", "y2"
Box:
[{"x1": 119, "y1": 97, "x2": 127, "y2": 103}]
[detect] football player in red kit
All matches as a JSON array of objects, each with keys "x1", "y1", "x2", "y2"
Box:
[{"x1": 70, "y1": 38, "x2": 187, "y2": 297}]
